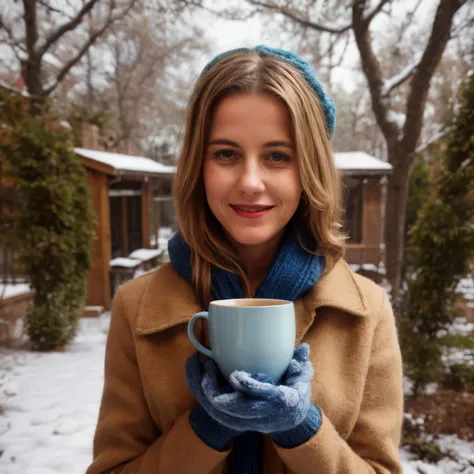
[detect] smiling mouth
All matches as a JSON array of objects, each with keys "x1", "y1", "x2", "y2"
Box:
[{"x1": 230, "y1": 204, "x2": 274, "y2": 213}]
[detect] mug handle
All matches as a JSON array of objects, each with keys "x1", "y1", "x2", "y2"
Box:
[{"x1": 188, "y1": 311, "x2": 213, "y2": 358}]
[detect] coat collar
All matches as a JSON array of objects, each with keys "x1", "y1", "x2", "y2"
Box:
[{"x1": 135, "y1": 258, "x2": 370, "y2": 336}]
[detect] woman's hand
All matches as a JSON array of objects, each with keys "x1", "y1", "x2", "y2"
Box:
[{"x1": 185, "y1": 343, "x2": 314, "y2": 433}]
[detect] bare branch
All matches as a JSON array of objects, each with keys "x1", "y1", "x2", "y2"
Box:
[
  {"x1": 394, "y1": 0, "x2": 423, "y2": 45},
  {"x1": 415, "y1": 127, "x2": 452, "y2": 154},
  {"x1": 117, "y1": 41, "x2": 146, "y2": 100},
  {"x1": 362, "y1": 0, "x2": 392, "y2": 25},
  {"x1": 352, "y1": 0, "x2": 400, "y2": 145},
  {"x1": 0, "y1": 14, "x2": 26, "y2": 57},
  {"x1": 320, "y1": 33, "x2": 340, "y2": 60},
  {"x1": 37, "y1": 0, "x2": 64, "y2": 15},
  {"x1": 174, "y1": 0, "x2": 258, "y2": 21},
  {"x1": 450, "y1": 13, "x2": 474, "y2": 38},
  {"x1": 43, "y1": 1, "x2": 137, "y2": 96},
  {"x1": 110, "y1": 27, "x2": 149, "y2": 111},
  {"x1": 401, "y1": 0, "x2": 468, "y2": 153},
  {"x1": 247, "y1": 0, "x2": 352, "y2": 34},
  {"x1": 317, "y1": 33, "x2": 350, "y2": 75},
  {"x1": 381, "y1": 55, "x2": 422, "y2": 97},
  {"x1": 333, "y1": 33, "x2": 350, "y2": 68},
  {"x1": 37, "y1": 0, "x2": 101, "y2": 57},
  {"x1": 64, "y1": 0, "x2": 80, "y2": 12}
]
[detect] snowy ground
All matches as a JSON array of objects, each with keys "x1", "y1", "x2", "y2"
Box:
[
  {"x1": 0, "y1": 316, "x2": 109, "y2": 474},
  {"x1": 1, "y1": 316, "x2": 473, "y2": 474}
]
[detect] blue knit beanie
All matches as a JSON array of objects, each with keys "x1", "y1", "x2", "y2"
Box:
[{"x1": 200, "y1": 44, "x2": 336, "y2": 138}]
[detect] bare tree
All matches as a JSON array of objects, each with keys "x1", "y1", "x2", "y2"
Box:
[
  {"x1": 102, "y1": 17, "x2": 173, "y2": 152},
  {"x1": 330, "y1": 83, "x2": 384, "y2": 154},
  {"x1": 103, "y1": 16, "x2": 206, "y2": 154},
  {"x1": 57, "y1": 9, "x2": 208, "y2": 158},
  {"x1": 242, "y1": 0, "x2": 470, "y2": 297},
  {"x1": 0, "y1": 0, "x2": 138, "y2": 113}
]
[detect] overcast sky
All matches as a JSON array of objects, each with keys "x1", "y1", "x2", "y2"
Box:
[
  {"x1": 192, "y1": 8, "x2": 358, "y2": 92},
  {"x1": 193, "y1": 0, "x2": 467, "y2": 92}
]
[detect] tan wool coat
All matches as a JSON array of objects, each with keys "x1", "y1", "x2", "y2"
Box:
[{"x1": 86, "y1": 258, "x2": 404, "y2": 474}]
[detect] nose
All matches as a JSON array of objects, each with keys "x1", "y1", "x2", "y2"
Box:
[{"x1": 237, "y1": 159, "x2": 265, "y2": 195}]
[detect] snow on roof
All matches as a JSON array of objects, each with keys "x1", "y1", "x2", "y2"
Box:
[
  {"x1": 75, "y1": 148, "x2": 176, "y2": 176},
  {"x1": 128, "y1": 248, "x2": 163, "y2": 261},
  {"x1": 334, "y1": 152, "x2": 392, "y2": 174},
  {"x1": 0, "y1": 283, "x2": 31, "y2": 299},
  {"x1": 109, "y1": 257, "x2": 142, "y2": 268}
]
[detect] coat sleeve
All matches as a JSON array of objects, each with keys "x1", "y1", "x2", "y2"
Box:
[
  {"x1": 273, "y1": 291, "x2": 404, "y2": 473},
  {"x1": 86, "y1": 287, "x2": 231, "y2": 474}
]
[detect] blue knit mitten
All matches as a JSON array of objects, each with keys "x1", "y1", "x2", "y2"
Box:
[{"x1": 185, "y1": 343, "x2": 321, "y2": 448}]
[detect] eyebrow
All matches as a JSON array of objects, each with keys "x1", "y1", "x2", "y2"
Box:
[{"x1": 208, "y1": 139, "x2": 293, "y2": 149}]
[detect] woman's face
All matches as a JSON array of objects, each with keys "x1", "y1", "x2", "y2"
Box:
[{"x1": 203, "y1": 93, "x2": 302, "y2": 252}]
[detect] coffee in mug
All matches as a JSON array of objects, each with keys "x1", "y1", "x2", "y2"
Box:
[{"x1": 187, "y1": 298, "x2": 295, "y2": 384}]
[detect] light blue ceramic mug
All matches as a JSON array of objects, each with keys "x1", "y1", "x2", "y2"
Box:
[{"x1": 187, "y1": 298, "x2": 296, "y2": 384}]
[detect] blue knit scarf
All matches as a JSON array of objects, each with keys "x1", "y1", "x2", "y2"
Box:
[
  {"x1": 168, "y1": 229, "x2": 325, "y2": 302},
  {"x1": 168, "y1": 228, "x2": 325, "y2": 473}
]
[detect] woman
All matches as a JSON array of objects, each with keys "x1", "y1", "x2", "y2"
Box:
[{"x1": 86, "y1": 45, "x2": 403, "y2": 474}]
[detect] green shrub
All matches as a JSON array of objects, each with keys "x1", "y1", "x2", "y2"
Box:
[
  {"x1": 402, "y1": 156, "x2": 429, "y2": 278},
  {"x1": 441, "y1": 364, "x2": 474, "y2": 392},
  {"x1": 401, "y1": 413, "x2": 452, "y2": 464},
  {"x1": 1, "y1": 92, "x2": 94, "y2": 350},
  {"x1": 399, "y1": 73, "x2": 474, "y2": 394}
]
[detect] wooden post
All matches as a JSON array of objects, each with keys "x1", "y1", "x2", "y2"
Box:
[
  {"x1": 99, "y1": 175, "x2": 112, "y2": 308},
  {"x1": 142, "y1": 180, "x2": 150, "y2": 248},
  {"x1": 86, "y1": 171, "x2": 112, "y2": 309},
  {"x1": 362, "y1": 178, "x2": 382, "y2": 265},
  {"x1": 121, "y1": 196, "x2": 128, "y2": 256}
]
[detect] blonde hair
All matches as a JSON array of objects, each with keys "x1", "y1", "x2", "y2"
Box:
[{"x1": 173, "y1": 50, "x2": 345, "y2": 307}]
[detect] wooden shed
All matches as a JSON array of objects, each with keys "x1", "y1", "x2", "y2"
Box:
[
  {"x1": 335, "y1": 152, "x2": 392, "y2": 269},
  {"x1": 75, "y1": 148, "x2": 175, "y2": 310}
]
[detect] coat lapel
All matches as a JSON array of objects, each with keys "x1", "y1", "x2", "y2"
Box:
[
  {"x1": 136, "y1": 259, "x2": 370, "y2": 337},
  {"x1": 294, "y1": 258, "x2": 370, "y2": 344},
  {"x1": 312, "y1": 258, "x2": 370, "y2": 317},
  {"x1": 136, "y1": 263, "x2": 203, "y2": 336}
]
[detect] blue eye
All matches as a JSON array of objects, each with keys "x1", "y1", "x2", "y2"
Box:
[{"x1": 268, "y1": 152, "x2": 289, "y2": 162}]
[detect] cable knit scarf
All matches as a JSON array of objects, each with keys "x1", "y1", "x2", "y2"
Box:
[{"x1": 168, "y1": 228, "x2": 325, "y2": 302}]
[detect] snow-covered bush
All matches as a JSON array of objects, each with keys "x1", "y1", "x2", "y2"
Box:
[
  {"x1": 437, "y1": 321, "x2": 474, "y2": 391},
  {"x1": 442, "y1": 363, "x2": 474, "y2": 392},
  {"x1": 401, "y1": 413, "x2": 452, "y2": 464}
]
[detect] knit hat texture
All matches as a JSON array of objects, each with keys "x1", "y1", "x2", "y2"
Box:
[{"x1": 201, "y1": 44, "x2": 336, "y2": 137}]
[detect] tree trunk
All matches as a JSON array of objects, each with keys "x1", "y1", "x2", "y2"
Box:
[
  {"x1": 385, "y1": 147, "x2": 412, "y2": 299},
  {"x1": 22, "y1": 0, "x2": 43, "y2": 115},
  {"x1": 23, "y1": 55, "x2": 44, "y2": 115},
  {"x1": 351, "y1": 0, "x2": 467, "y2": 298}
]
